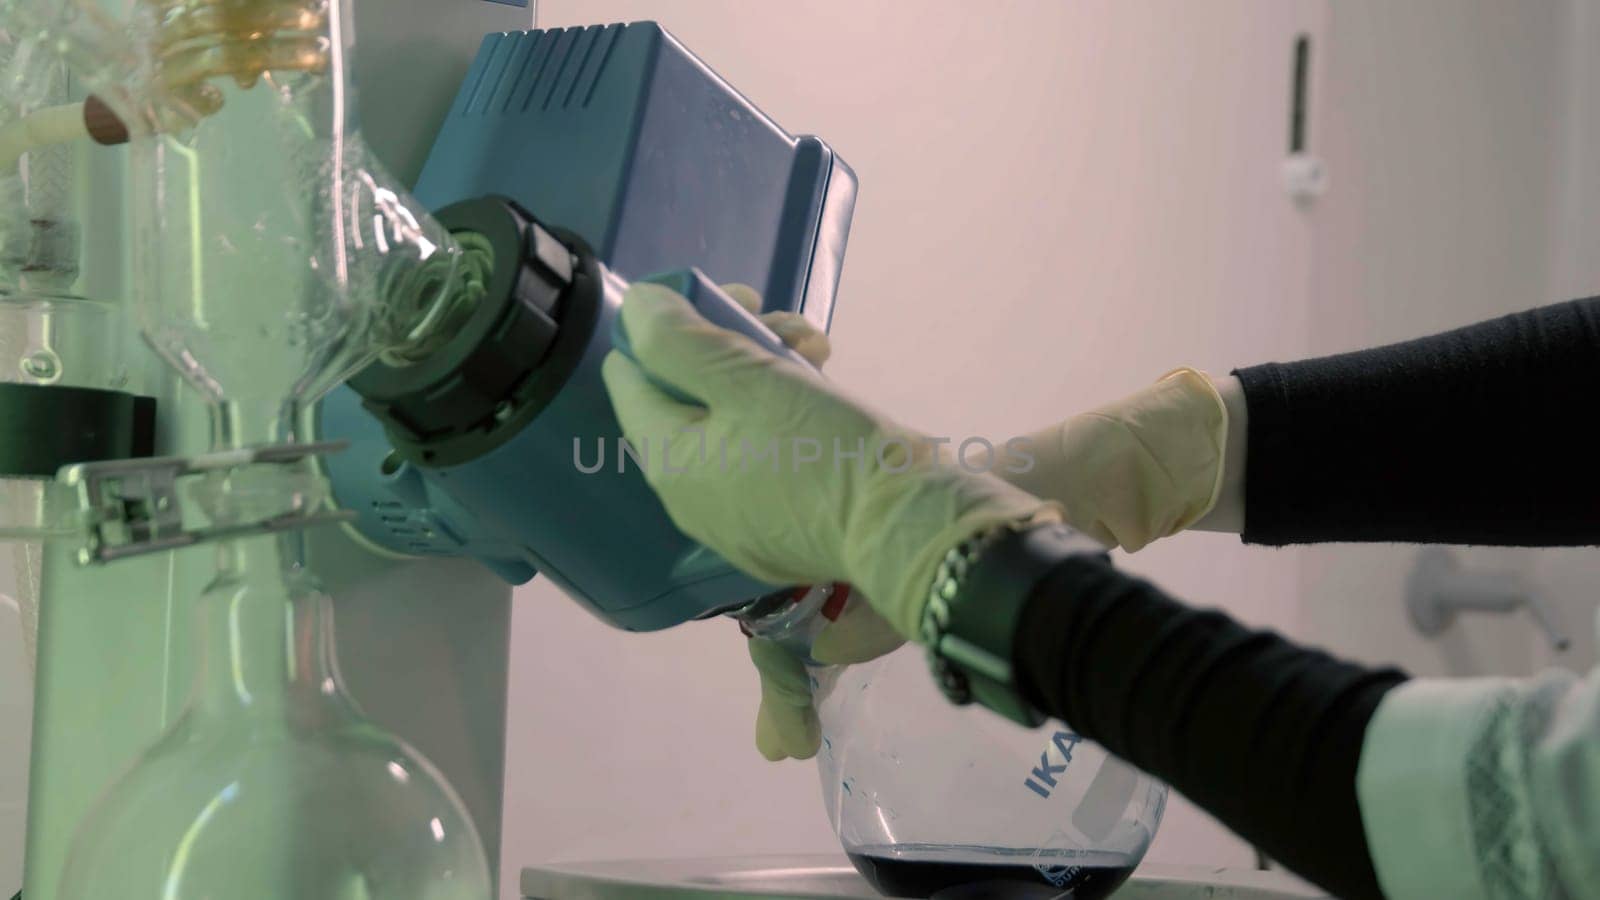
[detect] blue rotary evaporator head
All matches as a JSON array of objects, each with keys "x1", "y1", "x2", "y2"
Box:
[{"x1": 318, "y1": 22, "x2": 857, "y2": 631}]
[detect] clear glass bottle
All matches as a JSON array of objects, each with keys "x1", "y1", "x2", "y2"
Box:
[
  {"x1": 57, "y1": 532, "x2": 493, "y2": 899},
  {"x1": 812, "y1": 645, "x2": 1167, "y2": 900}
]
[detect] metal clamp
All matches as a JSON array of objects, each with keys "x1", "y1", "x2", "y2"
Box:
[{"x1": 59, "y1": 441, "x2": 356, "y2": 565}]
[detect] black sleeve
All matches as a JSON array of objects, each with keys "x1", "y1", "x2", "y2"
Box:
[
  {"x1": 1014, "y1": 554, "x2": 1407, "y2": 900},
  {"x1": 1235, "y1": 296, "x2": 1600, "y2": 546}
]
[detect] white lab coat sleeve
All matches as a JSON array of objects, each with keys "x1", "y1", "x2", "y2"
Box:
[{"x1": 1356, "y1": 623, "x2": 1600, "y2": 900}]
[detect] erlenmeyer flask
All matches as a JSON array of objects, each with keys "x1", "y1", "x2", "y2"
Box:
[{"x1": 57, "y1": 533, "x2": 492, "y2": 899}]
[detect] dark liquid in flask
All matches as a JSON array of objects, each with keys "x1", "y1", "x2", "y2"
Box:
[{"x1": 847, "y1": 852, "x2": 1136, "y2": 899}]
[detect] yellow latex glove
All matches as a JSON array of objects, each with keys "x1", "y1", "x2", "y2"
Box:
[
  {"x1": 1007, "y1": 369, "x2": 1231, "y2": 552},
  {"x1": 711, "y1": 293, "x2": 1231, "y2": 759},
  {"x1": 714, "y1": 287, "x2": 907, "y2": 760},
  {"x1": 601, "y1": 283, "x2": 1059, "y2": 752}
]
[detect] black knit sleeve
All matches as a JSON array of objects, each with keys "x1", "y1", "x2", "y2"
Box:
[
  {"x1": 1013, "y1": 553, "x2": 1407, "y2": 900},
  {"x1": 1235, "y1": 296, "x2": 1600, "y2": 546}
]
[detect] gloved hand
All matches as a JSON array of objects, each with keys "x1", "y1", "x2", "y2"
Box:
[
  {"x1": 722, "y1": 294, "x2": 1236, "y2": 755},
  {"x1": 716, "y1": 284, "x2": 834, "y2": 370},
  {"x1": 602, "y1": 283, "x2": 1060, "y2": 757},
  {"x1": 1008, "y1": 369, "x2": 1232, "y2": 551},
  {"x1": 716, "y1": 286, "x2": 907, "y2": 760},
  {"x1": 723, "y1": 290, "x2": 1232, "y2": 555},
  {"x1": 744, "y1": 593, "x2": 904, "y2": 760}
]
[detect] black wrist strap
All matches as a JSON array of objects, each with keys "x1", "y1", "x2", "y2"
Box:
[{"x1": 938, "y1": 522, "x2": 1107, "y2": 726}]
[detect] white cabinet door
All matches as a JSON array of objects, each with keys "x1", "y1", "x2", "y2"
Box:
[{"x1": 1299, "y1": 0, "x2": 1598, "y2": 677}]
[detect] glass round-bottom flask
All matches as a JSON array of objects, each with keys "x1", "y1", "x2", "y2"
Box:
[
  {"x1": 58, "y1": 534, "x2": 492, "y2": 899},
  {"x1": 815, "y1": 645, "x2": 1168, "y2": 900}
]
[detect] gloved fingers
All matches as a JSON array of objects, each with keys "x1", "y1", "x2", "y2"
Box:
[
  {"x1": 756, "y1": 703, "x2": 820, "y2": 762},
  {"x1": 749, "y1": 638, "x2": 822, "y2": 761},
  {"x1": 619, "y1": 282, "x2": 778, "y2": 403},
  {"x1": 1024, "y1": 368, "x2": 1226, "y2": 554},
  {"x1": 719, "y1": 282, "x2": 834, "y2": 369},
  {"x1": 601, "y1": 350, "x2": 707, "y2": 442},
  {"x1": 759, "y1": 311, "x2": 832, "y2": 368},
  {"x1": 720, "y1": 283, "x2": 764, "y2": 315},
  {"x1": 811, "y1": 598, "x2": 905, "y2": 665}
]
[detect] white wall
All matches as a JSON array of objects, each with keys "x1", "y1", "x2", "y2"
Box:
[
  {"x1": 1528, "y1": 0, "x2": 1600, "y2": 674},
  {"x1": 503, "y1": 1, "x2": 1325, "y2": 891},
  {"x1": 1551, "y1": 0, "x2": 1600, "y2": 300},
  {"x1": 1298, "y1": 0, "x2": 1600, "y2": 678},
  {"x1": 3, "y1": 3, "x2": 1592, "y2": 897},
  {"x1": 504, "y1": 2, "x2": 1600, "y2": 892}
]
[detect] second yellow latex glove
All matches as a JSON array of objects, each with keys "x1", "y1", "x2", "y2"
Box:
[
  {"x1": 724, "y1": 295, "x2": 1229, "y2": 758},
  {"x1": 1007, "y1": 369, "x2": 1230, "y2": 552}
]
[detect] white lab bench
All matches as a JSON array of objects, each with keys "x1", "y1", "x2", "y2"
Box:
[{"x1": 521, "y1": 856, "x2": 1332, "y2": 899}]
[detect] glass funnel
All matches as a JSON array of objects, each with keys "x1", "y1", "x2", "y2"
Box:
[
  {"x1": 127, "y1": 0, "x2": 470, "y2": 450},
  {"x1": 57, "y1": 533, "x2": 493, "y2": 899}
]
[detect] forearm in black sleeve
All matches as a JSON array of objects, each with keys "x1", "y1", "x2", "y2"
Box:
[
  {"x1": 1235, "y1": 295, "x2": 1600, "y2": 546},
  {"x1": 1014, "y1": 554, "x2": 1408, "y2": 900}
]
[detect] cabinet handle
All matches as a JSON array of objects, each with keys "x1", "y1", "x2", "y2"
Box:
[
  {"x1": 1290, "y1": 34, "x2": 1311, "y2": 153},
  {"x1": 1283, "y1": 33, "x2": 1328, "y2": 202}
]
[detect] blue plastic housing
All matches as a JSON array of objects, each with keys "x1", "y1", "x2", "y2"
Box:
[
  {"x1": 415, "y1": 22, "x2": 853, "y2": 327},
  {"x1": 320, "y1": 22, "x2": 855, "y2": 630}
]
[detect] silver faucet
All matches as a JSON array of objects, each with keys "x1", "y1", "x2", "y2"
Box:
[{"x1": 1406, "y1": 548, "x2": 1570, "y2": 653}]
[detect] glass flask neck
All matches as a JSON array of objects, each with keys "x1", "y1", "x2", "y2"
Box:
[
  {"x1": 192, "y1": 533, "x2": 349, "y2": 723},
  {"x1": 211, "y1": 397, "x2": 295, "y2": 450},
  {"x1": 733, "y1": 583, "x2": 840, "y2": 661}
]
